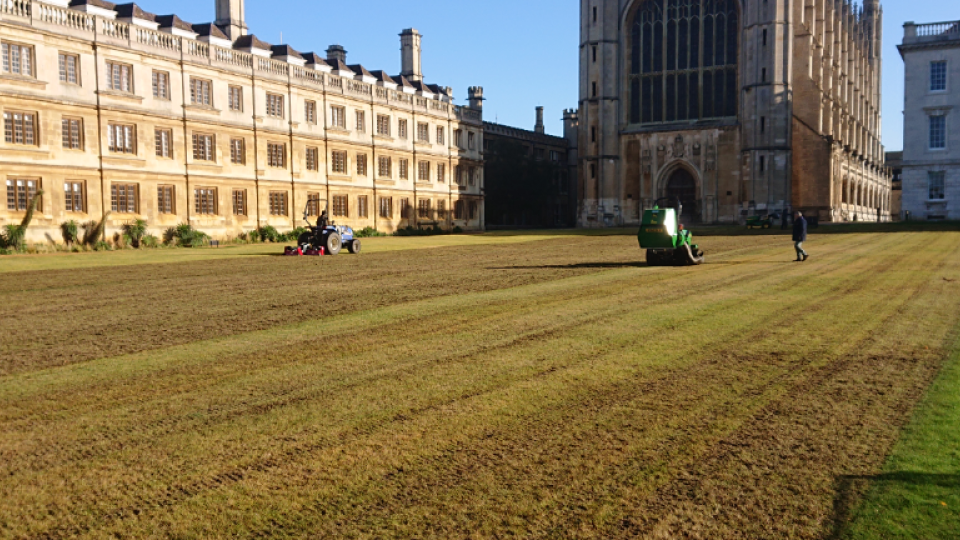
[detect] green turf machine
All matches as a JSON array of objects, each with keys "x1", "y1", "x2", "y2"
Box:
[{"x1": 637, "y1": 197, "x2": 705, "y2": 266}]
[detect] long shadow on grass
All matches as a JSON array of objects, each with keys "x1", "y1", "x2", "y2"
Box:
[
  {"x1": 487, "y1": 262, "x2": 649, "y2": 270},
  {"x1": 824, "y1": 472, "x2": 960, "y2": 540}
]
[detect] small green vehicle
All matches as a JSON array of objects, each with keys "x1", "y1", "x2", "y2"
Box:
[
  {"x1": 745, "y1": 214, "x2": 772, "y2": 229},
  {"x1": 637, "y1": 197, "x2": 705, "y2": 266}
]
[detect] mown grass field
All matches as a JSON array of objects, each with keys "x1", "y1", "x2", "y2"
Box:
[{"x1": 1, "y1": 229, "x2": 959, "y2": 539}]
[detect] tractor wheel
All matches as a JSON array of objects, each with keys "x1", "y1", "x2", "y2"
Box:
[
  {"x1": 646, "y1": 250, "x2": 659, "y2": 266},
  {"x1": 324, "y1": 232, "x2": 342, "y2": 256},
  {"x1": 347, "y1": 239, "x2": 362, "y2": 254}
]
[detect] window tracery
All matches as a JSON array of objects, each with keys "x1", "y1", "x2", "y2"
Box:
[{"x1": 629, "y1": 0, "x2": 739, "y2": 125}]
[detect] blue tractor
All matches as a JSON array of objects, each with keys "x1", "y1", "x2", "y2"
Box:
[{"x1": 295, "y1": 203, "x2": 361, "y2": 256}]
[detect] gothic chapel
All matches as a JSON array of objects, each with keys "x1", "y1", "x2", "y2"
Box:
[{"x1": 578, "y1": 0, "x2": 892, "y2": 226}]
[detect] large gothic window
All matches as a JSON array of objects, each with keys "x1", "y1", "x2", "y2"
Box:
[{"x1": 629, "y1": 0, "x2": 739, "y2": 125}]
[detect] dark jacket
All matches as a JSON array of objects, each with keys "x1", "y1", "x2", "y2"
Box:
[{"x1": 792, "y1": 215, "x2": 808, "y2": 242}]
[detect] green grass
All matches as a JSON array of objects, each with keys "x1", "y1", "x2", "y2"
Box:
[
  {"x1": 1, "y1": 231, "x2": 959, "y2": 538},
  {"x1": 0, "y1": 231, "x2": 615, "y2": 274},
  {"x1": 839, "y1": 333, "x2": 960, "y2": 539}
]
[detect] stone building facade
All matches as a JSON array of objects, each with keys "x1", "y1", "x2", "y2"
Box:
[
  {"x1": 482, "y1": 107, "x2": 579, "y2": 227},
  {"x1": 578, "y1": 0, "x2": 891, "y2": 226},
  {"x1": 0, "y1": 0, "x2": 484, "y2": 244},
  {"x1": 899, "y1": 21, "x2": 960, "y2": 221}
]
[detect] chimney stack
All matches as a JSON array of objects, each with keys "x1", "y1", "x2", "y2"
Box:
[
  {"x1": 468, "y1": 87, "x2": 484, "y2": 111},
  {"x1": 215, "y1": 0, "x2": 247, "y2": 41},
  {"x1": 535, "y1": 106, "x2": 545, "y2": 134},
  {"x1": 326, "y1": 45, "x2": 347, "y2": 65},
  {"x1": 400, "y1": 28, "x2": 423, "y2": 82}
]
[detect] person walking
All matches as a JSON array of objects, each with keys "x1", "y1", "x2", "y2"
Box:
[{"x1": 793, "y1": 210, "x2": 809, "y2": 261}]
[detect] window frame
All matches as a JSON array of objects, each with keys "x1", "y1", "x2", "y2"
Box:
[
  {"x1": 418, "y1": 160, "x2": 431, "y2": 182},
  {"x1": 355, "y1": 110, "x2": 366, "y2": 132},
  {"x1": 331, "y1": 150, "x2": 348, "y2": 174},
  {"x1": 305, "y1": 100, "x2": 317, "y2": 124},
  {"x1": 194, "y1": 186, "x2": 218, "y2": 215},
  {"x1": 62, "y1": 117, "x2": 83, "y2": 150},
  {"x1": 357, "y1": 195, "x2": 369, "y2": 218},
  {"x1": 228, "y1": 85, "x2": 243, "y2": 111},
  {"x1": 398, "y1": 118, "x2": 408, "y2": 139},
  {"x1": 929, "y1": 114, "x2": 947, "y2": 150},
  {"x1": 332, "y1": 194, "x2": 349, "y2": 217},
  {"x1": 157, "y1": 184, "x2": 175, "y2": 215},
  {"x1": 152, "y1": 70, "x2": 170, "y2": 100},
  {"x1": 190, "y1": 77, "x2": 213, "y2": 107},
  {"x1": 155, "y1": 128, "x2": 173, "y2": 159},
  {"x1": 64, "y1": 181, "x2": 86, "y2": 213},
  {"x1": 379, "y1": 196, "x2": 393, "y2": 218},
  {"x1": 267, "y1": 142, "x2": 287, "y2": 168},
  {"x1": 356, "y1": 153, "x2": 368, "y2": 176},
  {"x1": 4, "y1": 110, "x2": 37, "y2": 146},
  {"x1": 106, "y1": 61, "x2": 133, "y2": 93},
  {"x1": 232, "y1": 189, "x2": 247, "y2": 216},
  {"x1": 377, "y1": 114, "x2": 391, "y2": 136},
  {"x1": 268, "y1": 191, "x2": 288, "y2": 216},
  {"x1": 306, "y1": 146, "x2": 319, "y2": 172},
  {"x1": 230, "y1": 138, "x2": 245, "y2": 165},
  {"x1": 399, "y1": 158, "x2": 409, "y2": 180},
  {"x1": 928, "y1": 171, "x2": 946, "y2": 201},
  {"x1": 107, "y1": 123, "x2": 136, "y2": 154},
  {"x1": 110, "y1": 182, "x2": 139, "y2": 214},
  {"x1": 1, "y1": 42, "x2": 34, "y2": 78},
  {"x1": 930, "y1": 61, "x2": 947, "y2": 93},
  {"x1": 192, "y1": 132, "x2": 215, "y2": 162},
  {"x1": 58, "y1": 52, "x2": 80, "y2": 85},
  {"x1": 378, "y1": 155, "x2": 392, "y2": 178},
  {"x1": 331, "y1": 105, "x2": 346, "y2": 128},
  {"x1": 306, "y1": 192, "x2": 321, "y2": 216},
  {"x1": 6, "y1": 178, "x2": 41, "y2": 212},
  {"x1": 265, "y1": 93, "x2": 285, "y2": 119}
]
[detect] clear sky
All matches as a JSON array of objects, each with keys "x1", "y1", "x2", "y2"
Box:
[
  {"x1": 146, "y1": 0, "x2": 952, "y2": 150},
  {"x1": 152, "y1": 0, "x2": 579, "y2": 137}
]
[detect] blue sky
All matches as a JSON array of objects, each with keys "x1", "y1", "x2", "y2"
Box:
[{"x1": 148, "y1": 0, "x2": 951, "y2": 149}]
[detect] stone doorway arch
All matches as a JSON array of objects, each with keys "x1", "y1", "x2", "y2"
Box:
[{"x1": 662, "y1": 166, "x2": 700, "y2": 223}]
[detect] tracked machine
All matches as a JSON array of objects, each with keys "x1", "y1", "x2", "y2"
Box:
[{"x1": 637, "y1": 197, "x2": 705, "y2": 266}]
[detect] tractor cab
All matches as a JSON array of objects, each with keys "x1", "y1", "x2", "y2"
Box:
[{"x1": 637, "y1": 197, "x2": 704, "y2": 266}]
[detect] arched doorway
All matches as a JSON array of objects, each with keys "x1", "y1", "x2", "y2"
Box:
[{"x1": 664, "y1": 168, "x2": 699, "y2": 223}]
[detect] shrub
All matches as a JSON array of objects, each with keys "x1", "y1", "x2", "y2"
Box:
[
  {"x1": 247, "y1": 229, "x2": 260, "y2": 243},
  {"x1": 258, "y1": 225, "x2": 280, "y2": 243},
  {"x1": 0, "y1": 190, "x2": 43, "y2": 251},
  {"x1": 355, "y1": 227, "x2": 386, "y2": 238},
  {"x1": 61, "y1": 220, "x2": 80, "y2": 246},
  {"x1": 82, "y1": 212, "x2": 111, "y2": 247},
  {"x1": 164, "y1": 223, "x2": 210, "y2": 248},
  {"x1": 140, "y1": 234, "x2": 160, "y2": 248},
  {"x1": 122, "y1": 219, "x2": 148, "y2": 248},
  {"x1": 93, "y1": 241, "x2": 112, "y2": 252}
]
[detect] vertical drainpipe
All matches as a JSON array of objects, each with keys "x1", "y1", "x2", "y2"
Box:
[
  {"x1": 287, "y1": 64, "x2": 296, "y2": 230},
  {"x1": 447, "y1": 105, "x2": 454, "y2": 230},
  {"x1": 320, "y1": 75, "x2": 330, "y2": 216},
  {"x1": 179, "y1": 43, "x2": 192, "y2": 227},
  {"x1": 411, "y1": 99, "x2": 418, "y2": 229},
  {"x1": 250, "y1": 60, "x2": 261, "y2": 231},
  {"x1": 92, "y1": 37, "x2": 107, "y2": 242},
  {"x1": 370, "y1": 86, "x2": 377, "y2": 232}
]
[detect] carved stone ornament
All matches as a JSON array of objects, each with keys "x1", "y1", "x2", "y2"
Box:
[
  {"x1": 693, "y1": 142, "x2": 702, "y2": 157},
  {"x1": 657, "y1": 145, "x2": 667, "y2": 164},
  {"x1": 673, "y1": 135, "x2": 684, "y2": 158}
]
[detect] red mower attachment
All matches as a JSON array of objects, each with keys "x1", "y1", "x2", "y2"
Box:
[{"x1": 284, "y1": 246, "x2": 325, "y2": 256}]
